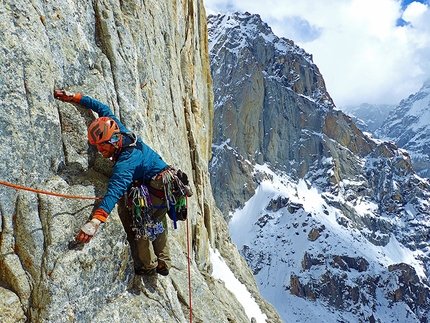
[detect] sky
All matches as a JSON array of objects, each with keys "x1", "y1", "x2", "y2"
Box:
[{"x1": 203, "y1": 0, "x2": 430, "y2": 107}]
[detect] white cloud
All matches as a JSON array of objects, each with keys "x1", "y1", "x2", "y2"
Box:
[
  {"x1": 204, "y1": 0, "x2": 430, "y2": 106},
  {"x1": 403, "y1": 1, "x2": 428, "y2": 22}
]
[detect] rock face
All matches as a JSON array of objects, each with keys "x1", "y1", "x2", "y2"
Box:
[
  {"x1": 0, "y1": 2, "x2": 281, "y2": 322},
  {"x1": 208, "y1": 12, "x2": 430, "y2": 322},
  {"x1": 208, "y1": 12, "x2": 381, "y2": 217}
]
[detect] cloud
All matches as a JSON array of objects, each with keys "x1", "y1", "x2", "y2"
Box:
[
  {"x1": 265, "y1": 16, "x2": 322, "y2": 43},
  {"x1": 204, "y1": 0, "x2": 430, "y2": 106},
  {"x1": 403, "y1": 2, "x2": 430, "y2": 28}
]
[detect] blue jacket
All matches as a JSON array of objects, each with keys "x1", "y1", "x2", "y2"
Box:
[{"x1": 80, "y1": 96, "x2": 167, "y2": 215}]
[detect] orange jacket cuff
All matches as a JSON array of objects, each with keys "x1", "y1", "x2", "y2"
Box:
[
  {"x1": 93, "y1": 208, "x2": 108, "y2": 223},
  {"x1": 72, "y1": 93, "x2": 83, "y2": 103}
]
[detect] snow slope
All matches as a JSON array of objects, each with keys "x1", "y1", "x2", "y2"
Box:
[{"x1": 228, "y1": 164, "x2": 427, "y2": 323}]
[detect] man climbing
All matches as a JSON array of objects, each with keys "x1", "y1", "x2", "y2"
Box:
[{"x1": 54, "y1": 90, "x2": 170, "y2": 276}]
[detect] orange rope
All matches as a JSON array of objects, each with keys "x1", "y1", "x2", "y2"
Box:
[{"x1": 0, "y1": 180, "x2": 102, "y2": 200}]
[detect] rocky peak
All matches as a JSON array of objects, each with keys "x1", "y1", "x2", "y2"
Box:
[{"x1": 208, "y1": 12, "x2": 337, "y2": 215}]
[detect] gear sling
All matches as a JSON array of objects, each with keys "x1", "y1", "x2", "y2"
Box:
[{"x1": 148, "y1": 168, "x2": 193, "y2": 229}]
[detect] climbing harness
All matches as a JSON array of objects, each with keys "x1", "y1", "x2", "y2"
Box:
[{"x1": 125, "y1": 182, "x2": 164, "y2": 241}]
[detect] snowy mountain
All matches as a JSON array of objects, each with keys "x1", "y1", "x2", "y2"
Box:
[
  {"x1": 341, "y1": 103, "x2": 396, "y2": 134},
  {"x1": 376, "y1": 81, "x2": 430, "y2": 178},
  {"x1": 208, "y1": 12, "x2": 430, "y2": 323}
]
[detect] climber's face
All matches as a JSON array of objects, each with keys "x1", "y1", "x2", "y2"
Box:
[{"x1": 96, "y1": 142, "x2": 116, "y2": 158}]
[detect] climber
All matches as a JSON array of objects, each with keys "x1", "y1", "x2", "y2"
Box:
[{"x1": 54, "y1": 89, "x2": 171, "y2": 276}]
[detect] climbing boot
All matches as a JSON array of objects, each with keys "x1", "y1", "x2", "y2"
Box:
[
  {"x1": 156, "y1": 262, "x2": 169, "y2": 276},
  {"x1": 135, "y1": 267, "x2": 156, "y2": 276}
]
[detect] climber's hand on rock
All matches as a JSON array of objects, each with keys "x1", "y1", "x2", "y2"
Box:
[
  {"x1": 76, "y1": 218, "x2": 101, "y2": 243},
  {"x1": 54, "y1": 90, "x2": 82, "y2": 103}
]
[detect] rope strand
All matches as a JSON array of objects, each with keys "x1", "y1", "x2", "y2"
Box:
[
  {"x1": 0, "y1": 180, "x2": 102, "y2": 200},
  {"x1": 186, "y1": 216, "x2": 193, "y2": 323}
]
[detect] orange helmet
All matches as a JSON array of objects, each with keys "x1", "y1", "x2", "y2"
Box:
[{"x1": 87, "y1": 117, "x2": 120, "y2": 145}]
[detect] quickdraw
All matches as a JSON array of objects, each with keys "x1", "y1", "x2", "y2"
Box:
[{"x1": 125, "y1": 183, "x2": 164, "y2": 241}]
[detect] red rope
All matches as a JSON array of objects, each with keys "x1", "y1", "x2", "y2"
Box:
[
  {"x1": 0, "y1": 180, "x2": 102, "y2": 200},
  {"x1": 186, "y1": 200, "x2": 193, "y2": 323}
]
